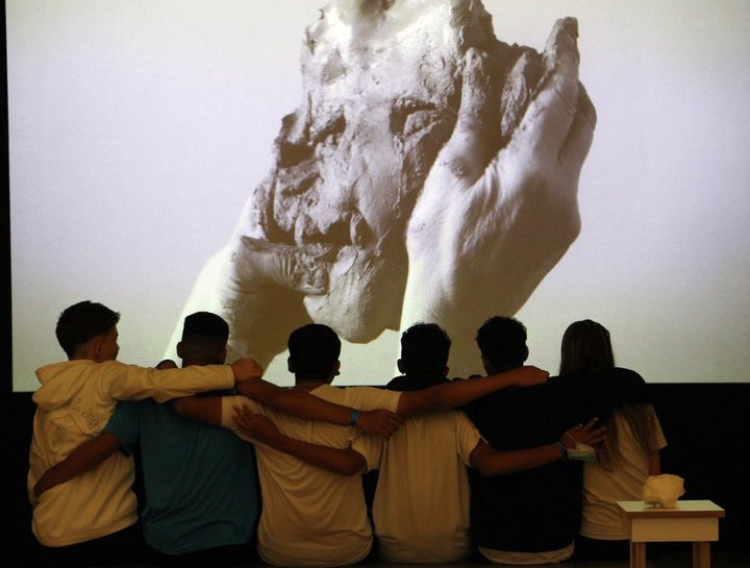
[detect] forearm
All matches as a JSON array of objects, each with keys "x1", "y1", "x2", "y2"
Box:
[
  {"x1": 398, "y1": 372, "x2": 516, "y2": 417},
  {"x1": 265, "y1": 436, "x2": 365, "y2": 476},
  {"x1": 34, "y1": 433, "x2": 121, "y2": 497},
  {"x1": 238, "y1": 379, "x2": 355, "y2": 426},
  {"x1": 472, "y1": 442, "x2": 562, "y2": 477},
  {"x1": 171, "y1": 396, "x2": 223, "y2": 426}
]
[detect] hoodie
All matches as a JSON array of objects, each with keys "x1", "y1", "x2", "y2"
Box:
[{"x1": 28, "y1": 359, "x2": 233, "y2": 547}]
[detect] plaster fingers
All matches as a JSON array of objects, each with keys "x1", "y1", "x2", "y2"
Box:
[
  {"x1": 227, "y1": 236, "x2": 330, "y2": 296},
  {"x1": 435, "y1": 47, "x2": 501, "y2": 188},
  {"x1": 559, "y1": 82, "x2": 596, "y2": 176},
  {"x1": 512, "y1": 17, "x2": 582, "y2": 164}
]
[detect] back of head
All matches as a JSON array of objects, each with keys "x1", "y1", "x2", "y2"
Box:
[
  {"x1": 56, "y1": 301, "x2": 120, "y2": 358},
  {"x1": 179, "y1": 312, "x2": 229, "y2": 366},
  {"x1": 288, "y1": 324, "x2": 341, "y2": 378},
  {"x1": 399, "y1": 322, "x2": 451, "y2": 376},
  {"x1": 476, "y1": 316, "x2": 527, "y2": 373},
  {"x1": 559, "y1": 319, "x2": 615, "y2": 376}
]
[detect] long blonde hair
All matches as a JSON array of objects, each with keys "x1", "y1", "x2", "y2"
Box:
[{"x1": 560, "y1": 319, "x2": 654, "y2": 470}]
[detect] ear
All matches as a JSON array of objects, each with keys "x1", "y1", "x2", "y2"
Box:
[
  {"x1": 92, "y1": 337, "x2": 106, "y2": 363},
  {"x1": 443, "y1": 366, "x2": 449, "y2": 378},
  {"x1": 218, "y1": 347, "x2": 227, "y2": 364},
  {"x1": 523, "y1": 345, "x2": 529, "y2": 363},
  {"x1": 176, "y1": 342, "x2": 185, "y2": 359},
  {"x1": 287, "y1": 357, "x2": 294, "y2": 373},
  {"x1": 333, "y1": 360, "x2": 341, "y2": 376},
  {"x1": 397, "y1": 359, "x2": 404, "y2": 373}
]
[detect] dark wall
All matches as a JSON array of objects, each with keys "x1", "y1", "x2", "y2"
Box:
[{"x1": 2, "y1": 383, "x2": 748, "y2": 566}]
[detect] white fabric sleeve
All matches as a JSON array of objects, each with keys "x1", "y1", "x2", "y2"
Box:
[
  {"x1": 454, "y1": 412, "x2": 483, "y2": 467},
  {"x1": 351, "y1": 433, "x2": 385, "y2": 472},
  {"x1": 103, "y1": 361, "x2": 234, "y2": 402},
  {"x1": 649, "y1": 406, "x2": 668, "y2": 451},
  {"x1": 221, "y1": 395, "x2": 264, "y2": 441}
]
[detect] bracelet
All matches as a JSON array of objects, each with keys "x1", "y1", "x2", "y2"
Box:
[
  {"x1": 350, "y1": 409, "x2": 360, "y2": 426},
  {"x1": 555, "y1": 441, "x2": 568, "y2": 461}
]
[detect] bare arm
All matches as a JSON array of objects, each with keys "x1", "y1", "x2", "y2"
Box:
[
  {"x1": 470, "y1": 418, "x2": 605, "y2": 476},
  {"x1": 171, "y1": 396, "x2": 223, "y2": 426},
  {"x1": 234, "y1": 409, "x2": 366, "y2": 475},
  {"x1": 236, "y1": 378, "x2": 403, "y2": 437},
  {"x1": 648, "y1": 451, "x2": 661, "y2": 476},
  {"x1": 396, "y1": 366, "x2": 548, "y2": 418},
  {"x1": 33, "y1": 433, "x2": 122, "y2": 497}
]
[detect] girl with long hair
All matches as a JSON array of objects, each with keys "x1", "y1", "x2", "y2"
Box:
[{"x1": 560, "y1": 320, "x2": 667, "y2": 558}]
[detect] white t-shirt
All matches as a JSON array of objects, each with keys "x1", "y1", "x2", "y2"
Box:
[
  {"x1": 353, "y1": 410, "x2": 481, "y2": 563},
  {"x1": 222, "y1": 384, "x2": 401, "y2": 567},
  {"x1": 580, "y1": 405, "x2": 668, "y2": 540}
]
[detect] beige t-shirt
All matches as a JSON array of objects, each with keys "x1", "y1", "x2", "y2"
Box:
[
  {"x1": 222, "y1": 385, "x2": 400, "y2": 567},
  {"x1": 580, "y1": 405, "x2": 667, "y2": 540},
  {"x1": 353, "y1": 410, "x2": 481, "y2": 563}
]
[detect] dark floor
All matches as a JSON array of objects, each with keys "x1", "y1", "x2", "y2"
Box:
[{"x1": 5, "y1": 547, "x2": 749, "y2": 568}]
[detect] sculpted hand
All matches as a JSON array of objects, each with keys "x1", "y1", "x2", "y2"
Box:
[
  {"x1": 233, "y1": 407, "x2": 283, "y2": 446},
  {"x1": 401, "y1": 18, "x2": 596, "y2": 377},
  {"x1": 356, "y1": 409, "x2": 404, "y2": 438}
]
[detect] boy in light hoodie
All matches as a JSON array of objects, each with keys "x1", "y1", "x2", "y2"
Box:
[{"x1": 27, "y1": 301, "x2": 261, "y2": 566}]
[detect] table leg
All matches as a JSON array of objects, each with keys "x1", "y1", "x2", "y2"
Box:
[
  {"x1": 693, "y1": 541, "x2": 711, "y2": 568},
  {"x1": 630, "y1": 541, "x2": 646, "y2": 568}
]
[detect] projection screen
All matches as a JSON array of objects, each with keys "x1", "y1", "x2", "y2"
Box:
[{"x1": 7, "y1": 0, "x2": 750, "y2": 390}]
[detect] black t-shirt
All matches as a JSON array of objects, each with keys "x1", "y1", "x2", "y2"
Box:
[{"x1": 464, "y1": 368, "x2": 647, "y2": 552}]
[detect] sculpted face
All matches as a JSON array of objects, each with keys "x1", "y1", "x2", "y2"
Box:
[
  {"x1": 237, "y1": 0, "x2": 467, "y2": 341},
  {"x1": 172, "y1": 0, "x2": 595, "y2": 375}
]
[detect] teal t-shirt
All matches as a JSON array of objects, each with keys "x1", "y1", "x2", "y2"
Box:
[{"x1": 104, "y1": 396, "x2": 258, "y2": 554}]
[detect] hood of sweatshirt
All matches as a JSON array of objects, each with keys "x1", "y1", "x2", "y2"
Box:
[{"x1": 33, "y1": 359, "x2": 102, "y2": 411}]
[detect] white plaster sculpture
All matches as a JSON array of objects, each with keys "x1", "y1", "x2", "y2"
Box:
[
  {"x1": 170, "y1": 0, "x2": 596, "y2": 376},
  {"x1": 642, "y1": 474, "x2": 686, "y2": 509}
]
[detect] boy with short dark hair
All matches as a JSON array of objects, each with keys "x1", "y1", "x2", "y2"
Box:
[{"x1": 28, "y1": 301, "x2": 262, "y2": 567}]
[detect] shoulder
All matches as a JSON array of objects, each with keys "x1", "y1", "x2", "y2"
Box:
[{"x1": 340, "y1": 385, "x2": 401, "y2": 411}]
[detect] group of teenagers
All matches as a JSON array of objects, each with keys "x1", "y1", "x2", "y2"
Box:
[{"x1": 27, "y1": 300, "x2": 666, "y2": 567}]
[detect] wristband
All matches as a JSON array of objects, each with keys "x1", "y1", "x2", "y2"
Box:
[
  {"x1": 555, "y1": 441, "x2": 568, "y2": 461},
  {"x1": 350, "y1": 409, "x2": 361, "y2": 426}
]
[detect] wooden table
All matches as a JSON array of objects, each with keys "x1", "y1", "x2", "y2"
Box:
[{"x1": 617, "y1": 500, "x2": 725, "y2": 568}]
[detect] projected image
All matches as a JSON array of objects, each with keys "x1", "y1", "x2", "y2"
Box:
[
  {"x1": 8, "y1": 0, "x2": 750, "y2": 389},
  {"x1": 172, "y1": 2, "x2": 595, "y2": 378}
]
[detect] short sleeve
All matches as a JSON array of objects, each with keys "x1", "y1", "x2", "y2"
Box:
[
  {"x1": 221, "y1": 395, "x2": 264, "y2": 442},
  {"x1": 351, "y1": 433, "x2": 385, "y2": 472},
  {"x1": 453, "y1": 412, "x2": 482, "y2": 466},
  {"x1": 103, "y1": 401, "x2": 140, "y2": 454},
  {"x1": 649, "y1": 406, "x2": 667, "y2": 451}
]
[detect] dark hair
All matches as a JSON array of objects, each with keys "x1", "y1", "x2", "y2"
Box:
[
  {"x1": 559, "y1": 319, "x2": 615, "y2": 377},
  {"x1": 475, "y1": 316, "x2": 527, "y2": 372},
  {"x1": 55, "y1": 301, "x2": 120, "y2": 358},
  {"x1": 288, "y1": 324, "x2": 341, "y2": 377},
  {"x1": 179, "y1": 312, "x2": 229, "y2": 365},
  {"x1": 400, "y1": 322, "x2": 451, "y2": 375}
]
